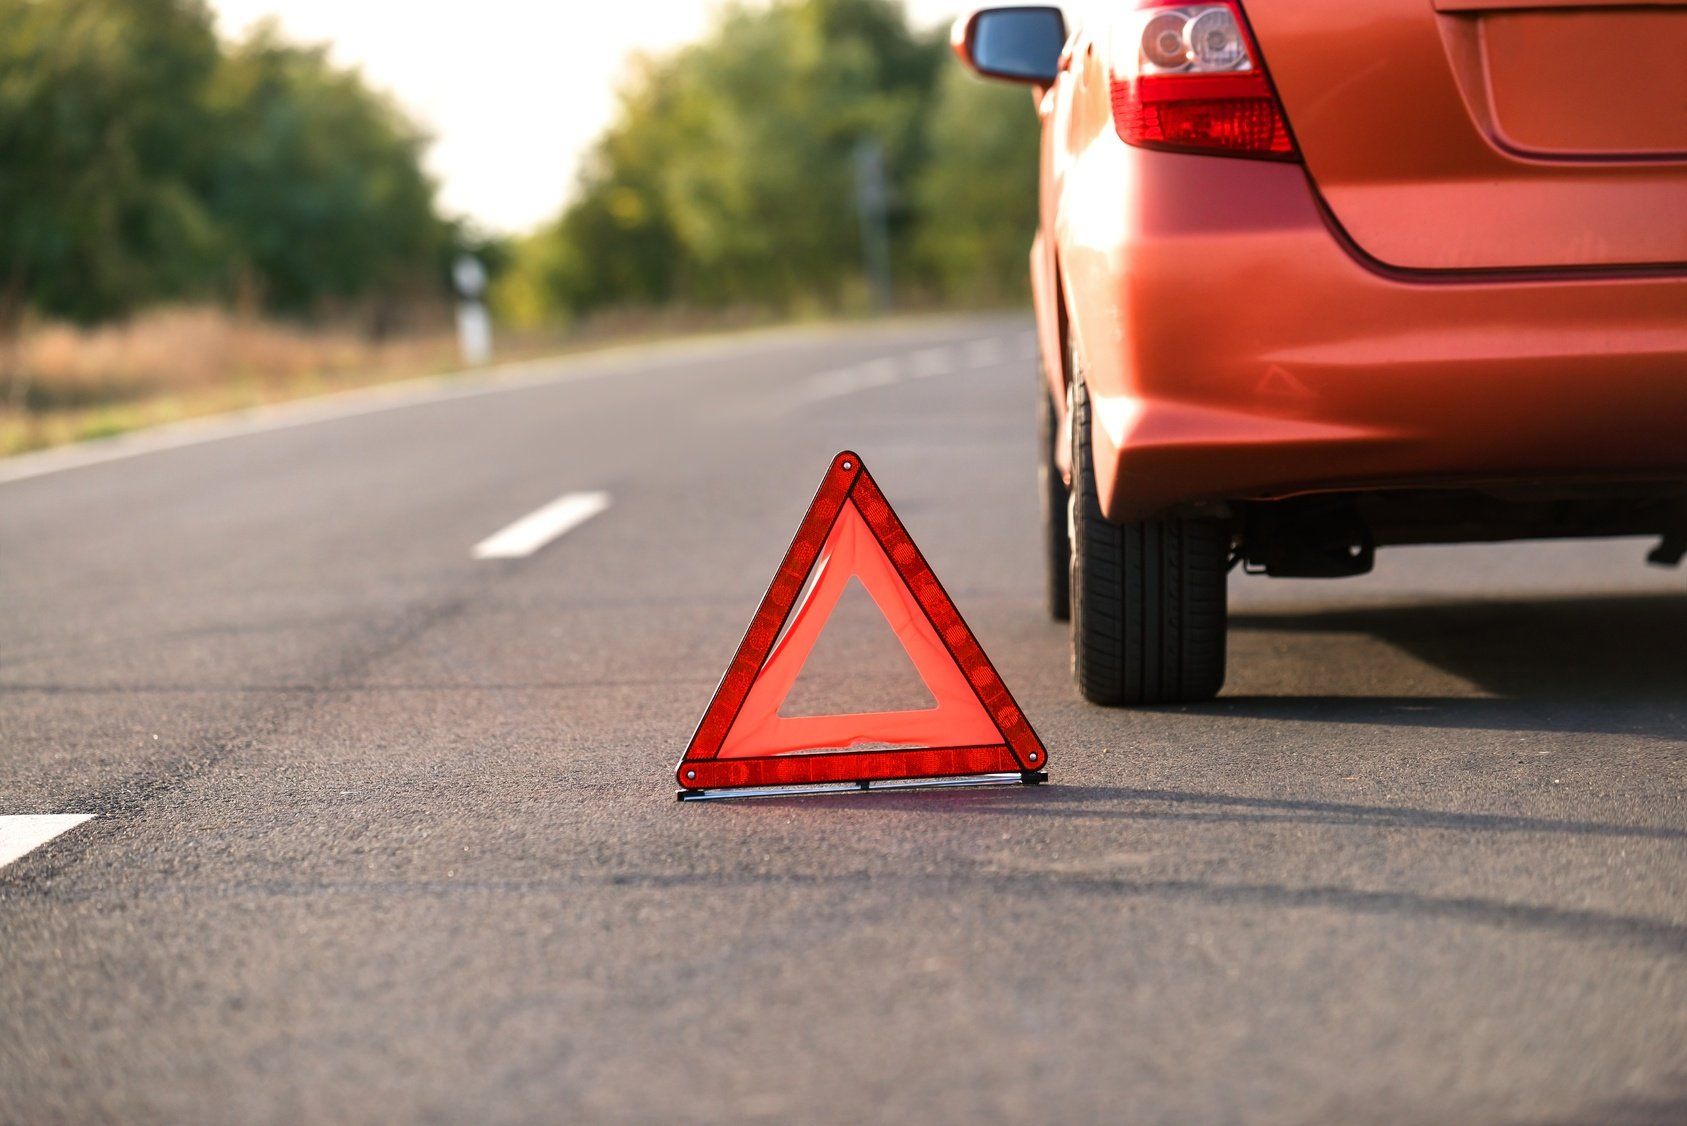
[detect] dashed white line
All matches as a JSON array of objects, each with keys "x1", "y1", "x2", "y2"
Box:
[
  {"x1": 907, "y1": 345, "x2": 958, "y2": 379},
  {"x1": 472, "y1": 491, "x2": 612, "y2": 560},
  {"x1": 799, "y1": 358, "x2": 901, "y2": 403},
  {"x1": 793, "y1": 332, "x2": 1031, "y2": 406},
  {"x1": 0, "y1": 814, "x2": 94, "y2": 869},
  {"x1": 963, "y1": 338, "x2": 1007, "y2": 368}
]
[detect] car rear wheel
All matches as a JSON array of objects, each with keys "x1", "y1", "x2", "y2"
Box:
[
  {"x1": 1038, "y1": 365, "x2": 1071, "y2": 621},
  {"x1": 1069, "y1": 376, "x2": 1229, "y2": 705}
]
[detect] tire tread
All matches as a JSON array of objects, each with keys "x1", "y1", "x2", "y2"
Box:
[{"x1": 1070, "y1": 379, "x2": 1227, "y2": 705}]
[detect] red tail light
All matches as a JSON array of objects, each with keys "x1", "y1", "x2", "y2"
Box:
[{"x1": 1109, "y1": 0, "x2": 1296, "y2": 159}]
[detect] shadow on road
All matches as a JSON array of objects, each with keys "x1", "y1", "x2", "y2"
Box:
[
  {"x1": 739, "y1": 785, "x2": 1687, "y2": 954},
  {"x1": 1223, "y1": 592, "x2": 1686, "y2": 741},
  {"x1": 810, "y1": 784, "x2": 1684, "y2": 844},
  {"x1": 1546, "y1": 1081, "x2": 1687, "y2": 1126},
  {"x1": 996, "y1": 785, "x2": 1687, "y2": 842}
]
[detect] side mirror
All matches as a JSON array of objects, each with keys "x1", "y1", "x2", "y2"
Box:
[{"x1": 951, "y1": 6, "x2": 1067, "y2": 85}]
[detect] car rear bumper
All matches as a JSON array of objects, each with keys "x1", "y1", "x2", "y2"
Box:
[{"x1": 1057, "y1": 147, "x2": 1687, "y2": 523}]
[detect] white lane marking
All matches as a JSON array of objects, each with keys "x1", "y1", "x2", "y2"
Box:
[
  {"x1": 472, "y1": 491, "x2": 612, "y2": 560},
  {"x1": 795, "y1": 336, "x2": 1021, "y2": 405},
  {"x1": 0, "y1": 814, "x2": 94, "y2": 869},
  {"x1": 907, "y1": 345, "x2": 957, "y2": 379},
  {"x1": 798, "y1": 357, "x2": 902, "y2": 403},
  {"x1": 963, "y1": 338, "x2": 1006, "y2": 368}
]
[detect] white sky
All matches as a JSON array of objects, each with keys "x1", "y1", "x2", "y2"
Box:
[{"x1": 209, "y1": 1, "x2": 972, "y2": 235}]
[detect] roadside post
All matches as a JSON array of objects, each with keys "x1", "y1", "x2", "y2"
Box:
[
  {"x1": 453, "y1": 254, "x2": 493, "y2": 366},
  {"x1": 853, "y1": 139, "x2": 893, "y2": 313}
]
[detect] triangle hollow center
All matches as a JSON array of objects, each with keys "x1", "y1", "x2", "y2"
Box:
[
  {"x1": 778, "y1": 576, "x2": 937, "y2": 718},
  {"x1": 716, "y1": 500, "x2": 1002, "y2": 759}
]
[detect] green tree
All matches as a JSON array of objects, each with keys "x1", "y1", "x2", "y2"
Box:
[
  {"x1": 206, "y1": 26, "x2": 447, "y2": 315},
  {"x1": 0, "y1": 0, "x2": 451, "y2": 333},
  {"x1": 497, "y1": 54, "x2": 683, "y2": 326},
  {"x1": 912, "y1": 65, "x2": 1041, "y2": 303},
  {"x1": 499, "y1": 0, "x2": 945, "y2": 324},
  {"x1": 0, "y1": 0, "x2": 224, "y2": 325}
]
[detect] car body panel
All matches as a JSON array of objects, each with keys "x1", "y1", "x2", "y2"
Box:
[
  {"x1": 1241, "y1": 0, "x2": 1687, "y2": 271},
  {"x1": 1061, "y1": 146, "x2": 1687, "y2": 522},
  {"x1": 1020, "y1": 10, "x2": 1687, "y2": 523}
]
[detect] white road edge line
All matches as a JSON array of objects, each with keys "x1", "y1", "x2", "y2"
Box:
[
  {"x1": 472, "y1": 491, "x2": 612, "y2": 560},
  {"x1": 0, "y1": 320, "x2": 878, "y2": 488},
  {"x1": 0, "y1": 814, "x2": 95, "y2": 869}
]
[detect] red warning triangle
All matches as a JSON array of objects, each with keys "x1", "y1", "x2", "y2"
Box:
[{"x1": 677, "y1": 451, "x2": 1048, "y2": 796}]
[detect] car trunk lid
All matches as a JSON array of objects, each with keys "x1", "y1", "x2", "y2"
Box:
[{"x1": 1240, "y1": 0, "x2": 1687, "y2": 271}]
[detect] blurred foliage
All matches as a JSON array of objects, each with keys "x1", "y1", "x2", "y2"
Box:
[
  {"x1": 206, "y1": 27, "x2": 447, "y2": 315},
  {"x1": 914, "y1": 64, "x2": 1042, "y2": 305},
  {"x1": 0, "y1": 0, "x2": 450, "y2": 327},
  {"x1": 0, "y1": 0, "x2": 1038, "y2": 339},
  {"x1": 498, "y1": 0, "x2": 1040, "y2": 326}
]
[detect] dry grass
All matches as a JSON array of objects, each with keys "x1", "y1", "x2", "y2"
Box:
[
  {"x1": 0, "y1": 307, "x2": 467, "y2": 456},
  {"x1": 0, "y1": 300, "x2": 936, "y2": 458}
]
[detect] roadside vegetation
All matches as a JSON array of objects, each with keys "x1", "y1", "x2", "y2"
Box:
[
  {"x1": 1, "y1": 0, "x2": 1038, "y2": 455},
  {"x1": 496, "y1": 0, "x2": 1039, "y2": 326}
]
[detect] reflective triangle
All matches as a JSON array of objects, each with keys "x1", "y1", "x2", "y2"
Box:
[{"x1": 677, "y1": 451, "x2": 1048, "y2": 793}]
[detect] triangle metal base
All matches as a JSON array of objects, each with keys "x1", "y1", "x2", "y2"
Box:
[{"x1": 677, "y1": 770, "x2": 1047, "y2": 802}]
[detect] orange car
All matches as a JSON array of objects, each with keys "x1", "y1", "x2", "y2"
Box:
[{"x1": 954, "y1": 1, "x2": 1687, "y2": 705}]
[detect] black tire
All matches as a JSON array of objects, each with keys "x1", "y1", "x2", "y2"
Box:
[
  {"x1": 1038, "y1": 365, "x2": 1071, "y2": 622},
  {"x1": 1069, "y1": 376, "x2": 1229, "y2": 705}
]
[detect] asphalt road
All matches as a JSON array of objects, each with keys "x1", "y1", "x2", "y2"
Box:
[{"x1": 1, "y1": 314, "x2": 1683, "y2": 1124}]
